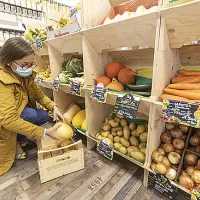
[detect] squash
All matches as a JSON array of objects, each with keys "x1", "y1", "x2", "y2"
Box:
[
  {"x1": 106, "y1": 62, "x2": 126, "y2": 78},
  {"x1": 63, "y1": 103, "x2": 81, "y2": 123},
  {"x1": 118, "y1": 68, "x2": 135, "y2": 84},
  {"x1": 81, "y1": 119, "x2": 87, "y2": 130},
  {"x1": 107, "y1": 78, "x2": 124, "y2": 91},
  {"x1": 72, "y1": 110, "x2": 86, "y2": 127},
  {"x1": 54, "y1": 122, "x2": 73, "y2": 139},
  {"x1": 96, "y1": 76, "x2": 111, "y2": 86}
]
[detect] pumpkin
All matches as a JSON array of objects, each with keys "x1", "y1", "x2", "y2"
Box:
[
  {"x1": 107, "y1": 78, "x2": 124, "y2": 91},
  {"x1": 63, "y1": 103, "x2": 81, "y2": 123},
  {"x1": 118, "y1": 68, "x2": 135, "y2": 84},
  {"x1": 54, "y1": 122, "x2": 73, "y2": 139},
  {"x1": 96, "y1": 76, "x2": 111, "y2": 86},
  {"x1": 106, "y1": 62, "x2": 126, "y2": 78},
  {"x1": 72, "y1": 110, "x2": 86, "y2": 127}
]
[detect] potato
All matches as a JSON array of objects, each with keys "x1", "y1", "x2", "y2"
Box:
[
  {"x1": 120, "y1": 138, "x2": 130, "y2": 148},
  {"x1": 97, "y1": 135, "x2": 103, "y2": 140},
  {"x1": 114, "y1": 143, "x2": 122, "y2": 150},
  {"x1": 105, "y1": 116, "x2": 112, "y2": 124},
  {"x1": 111, "y1": 127, "x2": 122, "y2": 132},
  {"x1": 117, "y1": 114, "x2": 125, "y2": 119},
  {"x1": 103, "y1": 138, "x2": 113, "y2": 146},
  {"x1": 140, "y1": 147, "x2": 147, "y2": 155},
  {"x1": 108, "y1": 134, "x2": 113, "y2": 141},
  {"x1": 100, "y1": 130, "x2": 104, "y2": 134},
  {"x1": 137, "y1": 125, "x2": 146, "y2": 134},
  {"x1": 130, "y1": 151, "x2": 145, "y2": 162},
  {"x1": 129, "y1": 136, "x2": 139, "y2": 147},
  {"x1": 119, "y1": 146, "x2": 127, "y2": 154},
  {"x1": 117, "y1": 130, "x2": 123, "y2": 137},
  {"x1": 109, "y1": 119, "x2": 120, "y2": 128},
  {"x1": 140, "y1": 132, "x2": 148, "y2": 143},
  {"x1": 139, "y1": 143, "x2": 146, "y2": 149},
  {"x1": 129, "y1": 122, "x2": 137, "y2": 131},
  {"x1": 123, "y1": 126, "x2": 131, "y2": 140},
  {"x1": 101, "y1": 123, "x2": 111, "y2": 131},
  {"x1": 59, "y1": 139, "x2": 73, "y2": 147},
  {"x1": 127, "y1": 146, "x2": 139, "y2": 156},
  {"x1": 114, "y1": 117, "x2": 120, "y2": 122},
  {"x1": 114, "y1": 136, "x2": 120, "y2": 143},
  {"x1": 131, "y1": 130, "x2": 140, "y2": 137},
  {"x1": 101, "y1": 131, "x2": 109, "y2": 137},
  {"x1": 112, "y1": 131, "x2": 117, "y2": 137},
  {"x1": 96, "y1": 133, "x2": 100, "y2": 138},
  {"x1": 120, "y1": 119, "x2": 128, "y2": 127}
]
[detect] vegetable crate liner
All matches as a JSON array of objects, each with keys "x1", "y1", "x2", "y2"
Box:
[
  {"x1": 100, "y1": 0, "x2": 158, "y2": 24},
  {"x1": 37, "y1": 139, "x2": 84, "y2": 183}
]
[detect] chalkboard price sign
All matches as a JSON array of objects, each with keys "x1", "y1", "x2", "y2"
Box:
[
  {"x1": 90, "y1": 84, "x2": 108, "y2": 103},
  {"x1": 114, "y1": 94, "x2": 140, "y2": 119},
  {"x1": 70, "y1": 81, "x2": 81, "y2": 96},
  {"x1": 148, "y1": 172, "x2": 189, "y2": 200},
  {"x1": 36, "y1": 39, "x2": 43, "y2": 49},
  {"x1": 162, "y1": 99, "x2": 200, "y2": 128},
  {"x1": 35, "y1": 76, "x2": 42, "y2": 85},
  {"x1": 97, "y1": 140, "x2": 113, "y2": 160},
  {"x1": 52, "y1": 78, "x2": 59, "y2": 91}
]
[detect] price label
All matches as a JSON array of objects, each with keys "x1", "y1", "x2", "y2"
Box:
[
  {"x1": 70, "y1": 81, "x2": 81, "y2": 96},
  {"x1": 113, "y1": 94, "x2": 140, "y2": 119},
  {"x1": 162, "y1": 99, "x2": 200, "y2": 128},
  {"x1": 90, "y1": 84, "x2": 108, "y2": 103},
  {"x1": 35, "y1": 76, "x2": 42, "y2": 85},
  {"x1": 36, "y1": 39, "x2": 43, "y2": 49},
  {"x1": 52, "y1": 78, "x2": 59, "y2": 91},
  {"x1": 97, "y1": 140, "x2": 113, "y2": 160}
]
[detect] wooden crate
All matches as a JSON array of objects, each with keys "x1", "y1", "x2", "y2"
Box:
[{"x1": 38, "y1": 139, "x2": 84, "y2": 183}]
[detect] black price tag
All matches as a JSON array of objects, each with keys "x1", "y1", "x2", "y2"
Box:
[
  {"x1": 70, "y1": 81, "x2": 81, "y2": 96},
  {"x1": 36, "y1": 39, "x2": 43, "y2": 49},
  {"x1": 90, "y1": 83, "x2": 108, "y2": 103},
  {"x1": 162, "y1": 99, "x2": 200, "y2": 128},
  {"x1": 114, "y1": 94, "x2": 140, "y2": 119},
  {"x1": 35, "y1": 76, "x2": 42, "y2": 85},
  {"x1": 52, "y1": 78, "x2": 59, "y2": 91},
  {"x1": 97, "y1": 140, "x2": 113, "y2": 160},
  {"x1": 148, "y1": 172, "x2": 190, "y2": 200}
]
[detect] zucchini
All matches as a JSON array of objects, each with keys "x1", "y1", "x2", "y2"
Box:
[
  {"x1": 126, "y1": 83, "x2": 152, "y2": 91},
  {"x1": 130, "y1": 91, "x2": 151, "y2": 97}
]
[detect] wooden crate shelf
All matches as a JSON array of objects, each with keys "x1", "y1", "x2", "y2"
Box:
[{"x1": 161, "y1": 0, "x2": 200, "y2": 48}]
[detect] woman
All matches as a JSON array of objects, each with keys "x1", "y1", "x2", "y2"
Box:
[{"x1": 0, "y1": 37, "x2": 63, "y2": 175}]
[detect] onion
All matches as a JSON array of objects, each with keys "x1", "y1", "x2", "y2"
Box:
[
  {"x1": 186, "y1": 166, "x2": 195, "y2": 176},
  {"x1": 165, "y1": 122, "x2": 175, "y2": 131},
  {"x1": 155, "y1": 163, "x2": 167, "y2": 175},
  {"x1": 162, "y1": 157, "x2": 171, "y2": 167},
  {"x1": 172, "y1": 138, "x2": 185, "y2": 150},
  {"x1": 152, "y1": 150, "x2": 163, "y2": 163},
  {"x1": 181, "y1": 134, "x2": 188, "y2": 142},
  {"x1": 196, "y1": 160, "x2": 200, "y2": 170},
  {"x1": 179, "y1": 173, "x2": 194, "y2": 190},
  {"x1": 160, "y1": 132, "x2": 172, "y2": 143},
  {"x1": 151, "y1": 162, "x2": 156, "y2": 172},
  {"x1": 175, "y1": 148, "x2": 183, "y2": 155},
  {"x1": 184, "y1": 154, "x2": 198, "y2": 166},
  {"x1": 192, "y1": 170, "x2": 200, "y2": 183},
  {"x1": 168, "y1": 152, "x2": 181, "y2": 165},
  {"x1": 165, "y1": 168, "x2": 177, "y2": 180},
  {"x1": 195, "y1": 146, "x2": 200, "y2": 153},
  {"x1": 163, "y1": 143, "x2": 175, "y2": 153},
  {"x1": 171, "y1": 128, "x2": 183, "y2": 138},
  {"x1": 189, "y1": 136, "x2": 200, "y2": 147},
  {"x1": 157, "y1": 147, "x2": 166, "y2": 156},
  {"x1": 178, "y1": 124, "x2": 189, "y2": 134}
]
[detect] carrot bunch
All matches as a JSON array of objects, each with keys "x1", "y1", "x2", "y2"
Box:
[{"x1": 160, "y1": 69, "x2": 200, "y2": 102}]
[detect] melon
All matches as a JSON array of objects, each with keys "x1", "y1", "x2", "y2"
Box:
[
  {"x1": 54, "y1": 122, "x2": 73, "y2": 139},
  {"x1": 107, "y1": 78, "x2": 124, "y2": 91},
  {"x1": 118, "y1": 68, "x2": 135, "y2": 84},
  {"x1": 72, "y1": 110, "x2": 86, "y2": 127},
  {"x1": 81, "y1": 119, "x2": 87, "y2": 130},
  {"x1": 106, "y1": 62, "x2": 126, "y2": 78},
  {"x1": 96, "y1": 76, "x2": 111, "y2": 86}
]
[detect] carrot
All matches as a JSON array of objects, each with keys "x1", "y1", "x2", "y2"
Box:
[
  {"x1": 171, "y1": 75, "x2": 199, "y2": 83},
  {"x1": 159, "y1": 94, "x2": 190, "y2": 101},
  {"x1": 164, "y1": 88, "x2": 200, "y2": 100},
  {"x1": 178, "y1": 69, "x2": 200, "y2": 76},
  {"x1": 177, "y1": 77, "x2": 200, "y2": 84},
  {"x1": 168, "y1": 83, "x2": 200, "y2": 90}
]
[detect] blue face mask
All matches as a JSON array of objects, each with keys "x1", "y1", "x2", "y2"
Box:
[{"x1": 13, "y1": 65, "x2": 33, "y2": 77}]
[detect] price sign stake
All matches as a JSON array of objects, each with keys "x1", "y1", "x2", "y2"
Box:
[
  {"x1": 90, "y1": 83, "x2": 108, "y2": 103},
  {"x1": 52, "y1": 78, "x2": 59, "y2": 91},
  {"x1": 70, "y1": 81, "x2": 81, "y2": 96},
  {"x1": 97, "y1": 140, "x2": 113, "y2": 160}
]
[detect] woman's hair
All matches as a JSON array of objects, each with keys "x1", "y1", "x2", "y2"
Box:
[{"x1": 0, "y1": 37, "x2": 34, "y2": 66}]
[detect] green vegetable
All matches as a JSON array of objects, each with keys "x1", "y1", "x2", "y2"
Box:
[
  {"x1": 130, "y1": 91, "x2": 151, "y2": 97},
  {"x1": 126, "y1": 83, "x2": 151, "y2": 91}
]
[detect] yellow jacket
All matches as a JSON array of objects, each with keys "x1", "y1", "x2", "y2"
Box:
[{"x1": 0, "y1": 66, "x2": 55, "y2": 175}]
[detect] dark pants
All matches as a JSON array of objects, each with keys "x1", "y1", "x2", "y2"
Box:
[{"x1": 17, "y1": 107, "x2": 49, "y2": 143}]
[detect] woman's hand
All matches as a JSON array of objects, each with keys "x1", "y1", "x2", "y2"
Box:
[
  {"x1": 46, "y1": 124, "x2": 64, "y2": 141},
  {"x1": 53, "y1": 106, "x2": 64, "y2": 122}
]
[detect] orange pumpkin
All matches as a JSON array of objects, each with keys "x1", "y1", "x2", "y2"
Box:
[
  {"x1": 107, "y1": 78, "x2": 124, "y2": 91},
  {"x1": 106, "y1": 62, "x2": 126, "y2": 78},
  {"x1": 118, "y1": 68, "x2": 135, "y2": 84},
  {"x1": 96, "y1": 76, "x2": 111, "y2": 86}
]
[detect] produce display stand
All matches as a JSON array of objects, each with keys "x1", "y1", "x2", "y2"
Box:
[{"x1": 33, "y1": 0, "x2": 200, "y2": 197}]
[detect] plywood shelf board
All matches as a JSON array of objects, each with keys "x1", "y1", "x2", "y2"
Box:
[
  {"x1": 161, "y1": 0, "x2": 200, "y2": 48},
  {"x1": 59, "y1": 84, "x2": 85, "y2": 98}
]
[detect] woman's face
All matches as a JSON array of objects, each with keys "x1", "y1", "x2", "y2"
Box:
[{"x1": 10, "y1": 54, "x2": 35, "y2": 70}]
